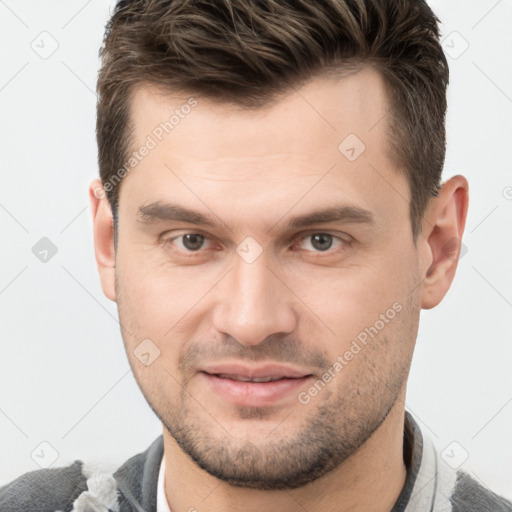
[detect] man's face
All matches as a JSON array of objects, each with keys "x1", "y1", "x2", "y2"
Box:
[{"x1": 114, "y1": 68, "x2": 424, "y2": 489}]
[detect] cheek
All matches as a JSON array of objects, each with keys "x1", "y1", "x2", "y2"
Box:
[
  {"x1": 289, "y1": 252, "x2": 416, "y2": 352},
  {"x1": 115, "y1": 248, "x2": 222, "y2": 343},
  {"x1": 115, "y1": 247, "x2": 165, "y2": 339}
]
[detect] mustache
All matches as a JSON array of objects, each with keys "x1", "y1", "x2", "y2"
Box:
[{"x1": 178, "y1": 334, "x2": 329, "y2": 372}]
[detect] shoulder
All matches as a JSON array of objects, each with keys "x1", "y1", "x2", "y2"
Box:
[
  {"x1": 0, "y1": 436, "x2": 164, "y2": 512},
  {"x1": 0, "y1": 460, "x2": 123, "y2": 512},
  {"x1": 450, "y1": 471, "x2": 512, "y2": 512},
  {"x1": 0, "y1": 460, "x2": 88, "y2": 512},
  {"x1": 400, "y1": 413, "x2": 511, "y2": 512}
]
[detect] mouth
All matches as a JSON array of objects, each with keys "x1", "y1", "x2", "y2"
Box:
[
  {"x1": 199, "y1": 363, "x2": 314, "y2": 408},
  {"x1": 214, "y1": 374, "x2": 290, "y2": 383}
]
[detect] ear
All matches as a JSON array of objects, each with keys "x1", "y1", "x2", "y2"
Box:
[
  {"x1": 89, "y1": 179, "x2": 116, "y2": 302},
  {"x1": 419, "y1": 175, "x2": 469, "y2": 309}
]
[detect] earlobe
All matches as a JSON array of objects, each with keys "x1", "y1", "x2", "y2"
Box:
[
  {"x1": 89, "y1": 179, "x2": 117, "y2": 302},
  {"x1": 420, "y1": 175, "x2": 469, "y2": 310}
]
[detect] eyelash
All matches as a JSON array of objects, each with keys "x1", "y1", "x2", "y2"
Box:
[{"x1": 161, "y1": 231, "x2": 351, "y2": 257}]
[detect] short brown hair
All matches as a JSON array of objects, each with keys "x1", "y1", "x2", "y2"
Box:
[{"x1": 97, "y1": 0, "x2": 448, "y2": 239}]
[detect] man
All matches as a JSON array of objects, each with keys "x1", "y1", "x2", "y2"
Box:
[{"x1": 1, "y1": 0, "x2": 510, "y2": 511}]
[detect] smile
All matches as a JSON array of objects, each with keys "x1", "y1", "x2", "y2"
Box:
[{"x1": 199, "y1": 363, "x2": 313, "y2": 408}]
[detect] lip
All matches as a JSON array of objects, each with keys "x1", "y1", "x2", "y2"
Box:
[
  {"x1": 199, "y1": 363, "x2": 313, "y2": 408},
  {"x1": 201, "y1": 363, "x2": 310, "y2": 380}
]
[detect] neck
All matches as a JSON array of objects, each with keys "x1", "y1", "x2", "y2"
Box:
[{"x1": 162, "y1": 400, "x2": 407, "y2": 512}]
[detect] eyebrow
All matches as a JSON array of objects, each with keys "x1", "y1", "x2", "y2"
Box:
[
  {"x1": 286, "y1": 205, "x2": 375, "y2": 229},
  {"x1": 136, "y1": 201, "x2": 375, "y2": 231},
  {"x1": 137, "y1": 202, "x2": 217, "y2": 227}
]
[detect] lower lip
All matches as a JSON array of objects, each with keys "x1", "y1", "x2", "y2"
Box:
[{"x1": 201, "y1": 372, "x2": 312, "y2": 408}]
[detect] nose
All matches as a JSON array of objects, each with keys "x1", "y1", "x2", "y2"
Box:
[{"x1": 211, "y1": 248, "x2": 298, "y2": 346}]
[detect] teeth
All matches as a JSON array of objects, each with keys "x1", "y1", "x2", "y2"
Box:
[
  {"x1": 217, "y1": 373, "x2": 283, "y2": 383},
  {"x1": 251, "y1": 376, "x2": 281, "y2": 382},
  {"x1": 217, "y1": 374, "x2": 251, "y2": 382}
]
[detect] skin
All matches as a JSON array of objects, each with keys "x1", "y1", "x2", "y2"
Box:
[{"x1": 90, "y1": 68, "x2": 468, "y2": 512}]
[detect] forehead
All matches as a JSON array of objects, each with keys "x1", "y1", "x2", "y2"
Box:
[
  {"x1": 129, "y1": 67, "x2": 390, "y2": 159},
  {"x1": 119, "y1": 68, "x2": 410, "y2": 234}
]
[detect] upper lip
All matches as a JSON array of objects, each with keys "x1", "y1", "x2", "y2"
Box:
[{"x1": 200, "y1": 363, "x2": 311, "y2": 380}]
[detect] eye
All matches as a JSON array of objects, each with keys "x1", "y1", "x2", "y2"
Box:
[
  {"x1": 295, "y1": 233, "x2": 347, "y2": 253},
  {"x1": 167, "y1": 233, "x2": 211, "y2": 252}
]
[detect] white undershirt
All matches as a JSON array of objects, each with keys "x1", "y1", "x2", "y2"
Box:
[{"x1": 156, "y1": 455, "x2": 172, "y2": 512}]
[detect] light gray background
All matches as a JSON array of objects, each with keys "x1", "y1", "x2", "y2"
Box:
[{"x1": 1, "y1": 0, "x2": 511, "y2": 500}]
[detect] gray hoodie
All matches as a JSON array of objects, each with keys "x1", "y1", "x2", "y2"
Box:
[{"x1": 0, "y1": 413, "x2": 510, "y2": 511}]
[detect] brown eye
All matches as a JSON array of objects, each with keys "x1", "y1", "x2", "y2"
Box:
[
  {"x1": 163, "y1": 231, "x2": 216, "y2": 256},
  {"x1": 181, "y1": 234, "x2": 206, "y2": 251}
]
